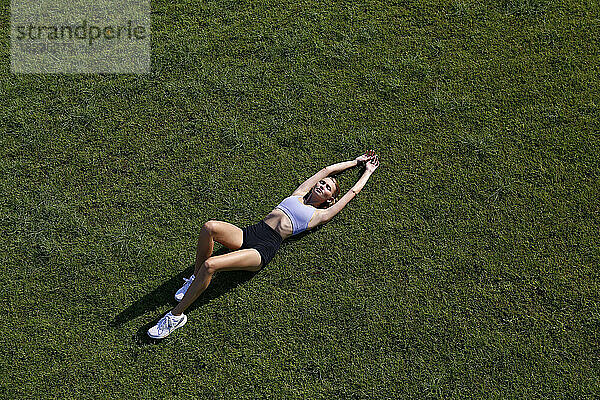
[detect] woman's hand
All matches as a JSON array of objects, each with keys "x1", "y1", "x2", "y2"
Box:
[
  {"x1": 355, "y1": 150, "x2": 376, "y2": 165},
  {"x1": 365, "y1": 155, "x2": 379, "y2": 174}
]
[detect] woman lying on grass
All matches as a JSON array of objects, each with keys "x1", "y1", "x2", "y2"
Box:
[{"x1": 148, "y1": 151, "x2": 380, "y2": 338}]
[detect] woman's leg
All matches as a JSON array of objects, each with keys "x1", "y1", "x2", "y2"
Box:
[
  {"x1": 173, "y1": 248, "x2": 262, "y2": 315},
  {"x1": 194, "y1": 220, "x2": 244, "y2": 276}
]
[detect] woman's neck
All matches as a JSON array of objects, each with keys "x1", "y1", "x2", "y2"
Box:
[{"x1": 304, "y1": 191, "x2": 323, "y2": 207}]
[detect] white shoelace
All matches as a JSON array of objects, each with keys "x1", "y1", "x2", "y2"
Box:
[{"x1": 158, "y1": 314, "x2": 175, "y2": 333}]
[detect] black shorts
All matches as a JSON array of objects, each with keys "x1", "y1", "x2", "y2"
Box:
[{"x1": 240, "y1": 221, "x2": 283, "y2": 268}]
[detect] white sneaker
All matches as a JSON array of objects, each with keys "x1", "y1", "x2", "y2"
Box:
[
  {"x1": 175, "y1": 275, "x2": 195, "y2": 302},
  {"x1": 147, "y1": 311, "x2": 187, "y2": 339}
]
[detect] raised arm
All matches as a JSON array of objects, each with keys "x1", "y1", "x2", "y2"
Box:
[
  {"x1": 313, "y1": 155, "x2": 380, "y2": 224},
  {"x1": 292, "y1": 150, "x2": 376, "y2": 195}
]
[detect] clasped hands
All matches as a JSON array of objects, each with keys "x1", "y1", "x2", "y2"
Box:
[{"x1": 355, "y1": 150, "x2": 380, "y2": 173}]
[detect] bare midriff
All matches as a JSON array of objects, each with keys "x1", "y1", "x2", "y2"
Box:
[{"x1": 263, "y1": 209, "x2": 294, "y2": 240}]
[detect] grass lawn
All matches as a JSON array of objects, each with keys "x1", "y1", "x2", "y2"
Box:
[{"x1": 1, "y1": 0, "x2": 599, "y2": 397}]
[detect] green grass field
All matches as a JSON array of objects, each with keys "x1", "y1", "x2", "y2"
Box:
[{"x1": 1, "y1": 0, "x2": 599, "y2": 397}]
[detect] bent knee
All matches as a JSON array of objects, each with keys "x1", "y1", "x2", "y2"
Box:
[
  {"x1": 203, "y1": 258, "x2": 219, "y2": 275},
  {"x1": 202, "y1": 220, "x2": 219, "y2": 235}
]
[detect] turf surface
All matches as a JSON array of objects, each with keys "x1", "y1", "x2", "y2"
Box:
[{"x1": 1, "y1": 0, "x2": 599, "y2": 397}]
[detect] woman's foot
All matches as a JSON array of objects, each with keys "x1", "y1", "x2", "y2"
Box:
[
  {"x1": 175, "y1": 275, "x2": 195, "y2": 302},
  {"x1": 147, "y1": 311, "x2": 187, "y2": 339}
]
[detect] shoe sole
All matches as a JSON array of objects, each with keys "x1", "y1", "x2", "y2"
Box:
[{"x1": 174, "y1": 278, "x2": 194, "y2": 303}]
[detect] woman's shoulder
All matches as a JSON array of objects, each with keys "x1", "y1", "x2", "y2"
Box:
[{"x1": 291, "y1": 189, "x2": 308, "y2": 197}]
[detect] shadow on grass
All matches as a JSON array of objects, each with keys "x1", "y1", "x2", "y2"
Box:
[
  {"x1": 110, "y1": 247, "x2": 259, "y2": 345},
  {"x1": 113, "y1": 223, "x2": 320, "y2": 345}
]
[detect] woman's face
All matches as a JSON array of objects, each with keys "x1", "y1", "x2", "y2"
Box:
[{"x1": 313, "y1": 178, "x2": 335, "y2": 201}]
